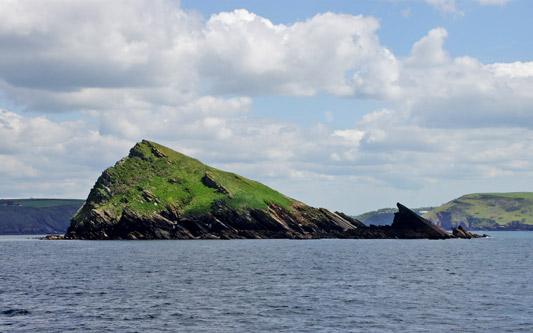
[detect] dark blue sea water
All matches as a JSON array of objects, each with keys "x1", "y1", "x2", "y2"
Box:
[{"x1": 1, "y1": 232, "x2": 532, "y2": 332}]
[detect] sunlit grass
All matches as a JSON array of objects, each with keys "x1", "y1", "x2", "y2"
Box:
[{"x1": 75, "y1": 140, "x2": 295, "y2": 221}]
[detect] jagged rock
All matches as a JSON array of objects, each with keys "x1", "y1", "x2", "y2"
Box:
[
  {"x1": 201, "y1": 171, "x2": 233, "y2": 199},
  {"x1": 141, "y1": 190, "x2": 158, "y2": 203},
  {"x1": 391, "y1": 203, "x2": 452, "y2": 239}
]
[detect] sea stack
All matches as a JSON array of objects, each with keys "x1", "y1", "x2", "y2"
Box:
[
  {"x1": 65, "y1": 140, "x2": 487, "y2": 240},
  {"x1": 391, "y1": 203, "x2": 452, "y2": 239},
  {"x1": 66, "y1": 140, "x2": 366, "y2": 240}
]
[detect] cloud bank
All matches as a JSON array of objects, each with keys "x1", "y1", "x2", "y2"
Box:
[{"x1": 0, "y1": 0, "x2": 531, "y2": 212}]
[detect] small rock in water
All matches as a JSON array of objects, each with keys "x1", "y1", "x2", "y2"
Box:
[
  {"x1": 40, "y1": 234, "x2": 65, "y2": 240},
  {"x1": 2, "y1": 309, "x2": 31, "y2": 316}
]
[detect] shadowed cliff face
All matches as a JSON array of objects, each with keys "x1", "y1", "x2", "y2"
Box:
[{"x1": 66, "y1": 201, "x2": 367, "y2": 240}]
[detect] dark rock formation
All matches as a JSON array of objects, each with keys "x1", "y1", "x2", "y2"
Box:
[
  {"x1": 62, "y1": 140, "x2": 488, "y2": 241},
  {"x1": 201, "y1": 171, "x2": 233, "y2": 199},
  {"x1": 452, "y1": 225, "x2": 489, "y2": 239},
  {"x1": 65, "y1": 201, "x2": 488, "y2": 240},
  {"x1": 66, "y1": 200, "x2": 366, "y2": 240},
  {"x1": 390, "y1": 203, "x2": 452, "y2": 239}
]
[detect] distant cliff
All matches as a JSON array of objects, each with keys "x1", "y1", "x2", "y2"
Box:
[
  {"x1": 424, "y1": 193, "x2": 533, "y2": 230},
  {"x1": 65, "y1": 140, "x2": 484, "y2": 240},
  {"x1": 0, "y1": 199, "x2": 84, "y2": 234}
]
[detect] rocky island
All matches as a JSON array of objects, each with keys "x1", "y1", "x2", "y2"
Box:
[{"x1": 65, "y1": 140, "x2": 486, "y2": 240}]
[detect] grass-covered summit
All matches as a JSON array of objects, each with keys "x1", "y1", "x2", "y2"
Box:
[
  {"x1": 75, "y1": 140, "x2": 294, "y2": 220},
  {"x1": 67, "y1": 140, "x2": 365, "y2": 239},
  {"x1": 424, "y1": 192, "x2": 533, "y2": 230}
]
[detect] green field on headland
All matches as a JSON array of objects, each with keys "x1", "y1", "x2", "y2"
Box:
[
  {"x1": 423, "y1": 192, "x2": 533, "y2": 230},
  {"x1": 356, "y1": 192, "x2": 533, "y2": 230}
]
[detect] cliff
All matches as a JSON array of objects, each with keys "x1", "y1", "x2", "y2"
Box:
[
  {"x1": 65, "y1": 140, "x2": 366, "y2": 240},
  {"x1": 0, "y1": 199, "x2": 84, "y2": 234}
]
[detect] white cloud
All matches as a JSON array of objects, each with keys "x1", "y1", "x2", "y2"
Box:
[
  {"x1": 0, "y1": 1, "x2": 531, "y2": 213},
  {"x1": 396, "y1": 29, "x2": 533, "y2": 129},
  {"x1": 0, "y1": 109, "x2": 132, "y2": 198},
  {"x1": 406, "y1": 28, "x2": 450, "y2": 66},
  {"x1": 201, "y1": 10, "x2": 398, "y2": 98},
  {"x1": 0, "y1": 2, "x2": 400, "y2": 113},
  {"x1": 0, "y1": 0, "x2": 203, "y2": 112}
]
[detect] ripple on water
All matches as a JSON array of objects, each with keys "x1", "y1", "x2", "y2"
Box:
[{"x1": 0, "y1": 233, "x2": 532, "y2": 332}]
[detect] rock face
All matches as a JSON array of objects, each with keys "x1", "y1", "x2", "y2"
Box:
[
  {"x1": 65, "y1": 140, "x2": 487, "y2": 240},
  {"x1": 67, "y1": 200, "x2": 369, "y2": 240},
  {"x1": 390, "y1": 203, "x2": 452, "y2": 239},
  {"x1": 452, "y1": 225, "x2": 489, "y2": 239}
]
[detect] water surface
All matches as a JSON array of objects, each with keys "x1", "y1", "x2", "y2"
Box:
[{"x1": 1, "y1": 232, "x2": 531, "y2": 332}]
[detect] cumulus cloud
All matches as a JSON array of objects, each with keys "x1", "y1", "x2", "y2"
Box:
[
  {"x1": 0, "y1": 109, "x2": 132, "y2": 198},
  {"x1": 396, "y1": 29, "x2": 533, "y2": 128},
  {"x1": 0, "y1": 1, "x2": 401, "y2": 113},
  {"x1": 0, "y1": 1, "x2": 532, "y2": 212},
  {"x1": 201, "y1": 10, "x2": 399, "y2": 98},
  {"x1": 0, "y1": 0, "x2": 203, "y2": 112}
]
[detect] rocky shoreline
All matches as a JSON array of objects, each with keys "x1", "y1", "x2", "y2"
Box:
[
  {"x1": 57, "y1": 202, "x2": 487, "y2": 240},
  {"x1": 54, "y1": 141, "x2": 488, "y2": 241}
]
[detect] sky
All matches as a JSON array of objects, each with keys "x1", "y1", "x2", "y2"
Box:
[{"x1": 1, "y1": 0, "x2": 532, "y2": 215}]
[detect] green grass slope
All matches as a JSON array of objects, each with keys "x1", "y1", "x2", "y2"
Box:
[
  {"x1": 424, "y1": 192, "x2": 533, "y2": 229},
  {"x1": 0, "y1": 199, "x2": 84, "y2": 234},
  {"x1": 74, "y1": 140, "x2": 295, "y2": 222}
]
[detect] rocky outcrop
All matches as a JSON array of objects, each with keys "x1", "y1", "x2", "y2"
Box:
[
  {"x1": 390, "y1": 203, "x2": 452, "y2": 239},
  {"x1": 65, "y1": 201, "x2": 488, "y2": 240},
  {"x1": 201, "y1": 171, "x2": 233, "y2": 199},
  {"x1": 63, "y1": 140, "x2": 488, "y2": 240},
  {"x1": 65, "y1": 200, "x2": 366, "y2": 240},
  {"x1": 452, "y1": 225, "x2": 489, "y2": 239}
]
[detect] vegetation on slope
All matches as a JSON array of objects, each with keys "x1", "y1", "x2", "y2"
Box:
[
  {"x1": 74, "y1": 140, "x2": 295, "y2": 222},
  {"x1": 0, "y1": 199, "x2": 84, "y2": 234},
  {"x1": 423, "y1": 192, "x2": 533, "y2": 230}
]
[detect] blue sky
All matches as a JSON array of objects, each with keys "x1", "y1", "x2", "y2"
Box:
[
  {"x1": 182, "y1": 0, "x2": 531, "y2": 127},
  {"x1": 182, "y1": 0, "x2": 531, "y2": 62},
  {"x1": 0, "y1": 0, "x2": 532, "y2": 214}
]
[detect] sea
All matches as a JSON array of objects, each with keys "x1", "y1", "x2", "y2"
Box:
[{"x1": 1, "y1": 232, "x2": 531, "y2": 332}]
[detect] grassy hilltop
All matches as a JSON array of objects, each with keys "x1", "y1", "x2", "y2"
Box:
[
  {"x1": 424, "y1": 192, "x2": 533, "y2": 230},
  {"x1": 74, "y1": 140, "x2": 295, "y2": 223}
]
